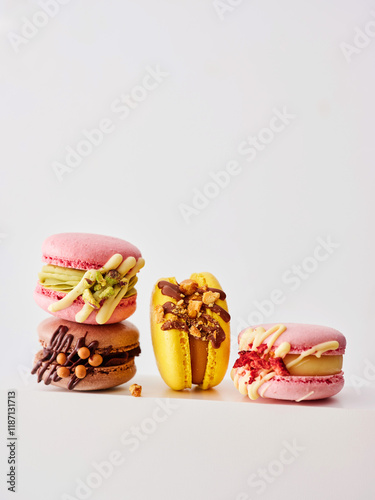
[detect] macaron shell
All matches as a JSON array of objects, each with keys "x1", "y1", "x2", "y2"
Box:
[
  {"x1": 42, "y1": 233, "x2": 142, "y2": 270},
  {"x1": 34, "y1": 284, "x2": 137, "y2": 324},
  {"x1": 37, "y1": 317, "x2": 140, "y2": 349},
  {"x1": 238, "y1": 323, "x2": 346, "y2": 355},
  {"x1": 190, "y1": 273, "x2": 230, "y2": 390},
  {"x1": 150, "y1": 277, "x2": 192, "y2": 390},
  {"x1": 260, "y1": 373, "x2": 345, "y2": 401},
  {"x1": 34, "y1": 353, "x2": 136, "y2": 391},
  {"x1": 150, "y1": 273, "x2": 230, "y2": 391}
]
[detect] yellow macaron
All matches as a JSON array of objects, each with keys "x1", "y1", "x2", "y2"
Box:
[{"x1": 150, "y1": 272, "x2": 230, "y2": 390}]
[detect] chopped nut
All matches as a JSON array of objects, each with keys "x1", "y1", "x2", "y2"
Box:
[
  {"x1": 179, "y1": 279, "x2": 198, "y2": 296},
  {"x1": 82, "y1": 289, "x2": 100, "y2": 309},
  {"x1": 177, "y1": 299, "x2": 184, "y2": 305},
  {"x1": 105, "y1": 269, "x2": 121, "y2": 285},
  {"x1": 187, "y1": 300, "x2": 202, "y2": 318},
  {"x1": 202, "y1": 291, "x2": 220, "y2": 306},
  {"x1": 154, "y1": 304, "x2": 164, "y2": 323},
  {"x1": 190, "y1": 325, "x2": 201, "y2": 338},
  {"x1": 129, "y1": 384, "x2": 142, "y2": 397},
  {"x1": 97, "y1": 286, "x2": 115, "y2": 300}
]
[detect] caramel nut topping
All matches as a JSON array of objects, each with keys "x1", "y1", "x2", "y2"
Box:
[
  {"x1": 129, "y1": 383, "x2": 142, "y2": 397},
  {"x1": 188, "y1": 300, "x2": 202, "y2": 318},
  {"x1": 179, "y1": 279, "x2": 198, "y2": 295},
  {"x1": 202, "y1": 291, "x2": 220, "y2": 306},
  {"x1": 157, "y1": 280, "x2": 230, "y2": 348},
  {"x1": 56, "y1": 352, "x2": 67, "y2": 365},
  {"x1": 190, "y1": 325, "x2": 201, "y2": 338}
]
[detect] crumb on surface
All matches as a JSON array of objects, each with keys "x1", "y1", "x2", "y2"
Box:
[{"x1": 129, "y1": 384, "x2": 142, "y2": 397}]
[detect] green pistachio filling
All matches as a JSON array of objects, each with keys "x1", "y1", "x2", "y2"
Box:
[{"x1": 39, "y1": 265, "x2": 138, "y2": 300}]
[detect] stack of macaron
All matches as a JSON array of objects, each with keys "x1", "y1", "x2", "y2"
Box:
[
  {"x1": 31, "y1": 234, "x2": 347, "y2": 402},
  {"x1": 32, "y1": 233, "x2": 145, "y2": 391}
]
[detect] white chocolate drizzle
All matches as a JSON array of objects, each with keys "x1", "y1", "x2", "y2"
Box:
[
  {"x1": 47, "y1": 253, "x2": 145, "y2": 324},
  {"x1": 285, "y1": 341, "x2": 339, "y2": 370},
  {"x1": 295, "y1": 391, "x2": 315, "y2": 402}
]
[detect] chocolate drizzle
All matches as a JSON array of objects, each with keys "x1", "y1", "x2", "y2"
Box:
[
  {"x1": 157, "y1": 280, "x2": 230, "y2": 349},
  {"x1": 31, "y1": 325, "x2": 140, "y2": 390}
]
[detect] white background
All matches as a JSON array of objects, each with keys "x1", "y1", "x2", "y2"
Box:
[{"x1": 1, "y1": 1, "x2": 375, "y2": 498}]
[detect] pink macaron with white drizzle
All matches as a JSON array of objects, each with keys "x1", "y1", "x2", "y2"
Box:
[
  {"x1": 34, "y1": 233, "x2": 145, "y2": 325},
  {"x1": 231, "y1": 323, "x2": 346, "y2": 401}
]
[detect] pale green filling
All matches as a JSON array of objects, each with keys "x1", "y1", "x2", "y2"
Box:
[{"x1": 39, "y1": 265, "x2": 138, "y2": 298}]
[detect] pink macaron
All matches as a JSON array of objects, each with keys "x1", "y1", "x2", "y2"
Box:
[
  {"x1": 231, "y1": 323, "x2": 346, "y2": 401},
  {"x1": 34, "y1": 233, "x2": 145, "y2": 325}
]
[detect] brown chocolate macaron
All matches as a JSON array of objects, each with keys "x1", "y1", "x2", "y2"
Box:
[{"x1": 32, "y1": 317, "x2": 140, "y2": 391}]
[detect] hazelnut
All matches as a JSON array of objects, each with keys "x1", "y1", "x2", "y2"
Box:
[
  {"x1": 187, "y1": 300, "x2": 202, "y2": 318},
  {"x1": 179, "y1": 279, "x2": 198, "y2": 296},
  {"x1": 78, "y1": 347, "x2": 90, "y2": 359},
  {"x1": 190, "y1": 325, "x2": 201, "y2": 338},
  {"x1": 154, "y1": 304, "x2": 164, "y2": 324},
  {"x1": 57, "y1": 366, "x2": 70, "y2": 378},
  {"x1": 56, "y1": 352, "x2": 67, "y2": 365},
  {"x1": 129, "y1": 384, "x2": 142, "y2": 397},
  {"x1": 202, "y1": 291, "x2": 220, "y2": 306},
  {"x1": 89, "y1": 354, "x2": 103, "y2": 367},
  {"x1": 75, "y1": 365, "x2": 87, "y2": 379}
]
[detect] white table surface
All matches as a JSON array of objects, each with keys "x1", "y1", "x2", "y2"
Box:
[{"x1": 1, "y1": 377, "x2": 374, "y2": 500}]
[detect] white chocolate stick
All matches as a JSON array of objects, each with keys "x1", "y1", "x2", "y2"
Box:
[
  {"x1": 99, "y1": 253, "x2": 123, "y2": 273},
  {"x1": 126, "y1": 257, "x2": 145, "y2": 279},
  {"x1": 117, "y1": 256, "x2": 136, "y2": 277},
  {"x1": 48, "y1": 271, "x2": 93, "y2": 312},
  {"x1": 95, "y1": 282, "x2": 129, "y2": 325},
  {"x1": 75, "y1": 303, "x2": 95, "y2": 323}
]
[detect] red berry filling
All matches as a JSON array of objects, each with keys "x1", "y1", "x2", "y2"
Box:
[{"x1": 233, "y1": 344, "x2": 289, "y2": 384}]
